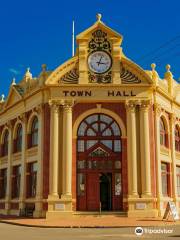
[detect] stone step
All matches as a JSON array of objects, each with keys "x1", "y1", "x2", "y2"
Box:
[{"x1": 73, "y1": 211, "x2": 127, "y2": 216}]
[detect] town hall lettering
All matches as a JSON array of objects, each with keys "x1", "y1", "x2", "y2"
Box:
[
  {"x1": 62, "y1": 90, "x2": 136, "y2": 97},
  {"x1": 107, "y1": 90, "x2": 136, "y2": 97}
]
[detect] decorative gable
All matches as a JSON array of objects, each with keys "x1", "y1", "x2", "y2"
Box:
[
  {"x1": 45, "y1": 14, "x2": 153, "y2": 86},
  {"x1": 3, "y1": 85, "x2": 23, "y2": 109}
]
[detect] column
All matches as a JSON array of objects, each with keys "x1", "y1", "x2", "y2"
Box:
[
  {"x1": 19, "y1": 114, "x2": 27, "y2": 212},
  {"x1": 48, "y1": 101, "x2": 60, "y2": 199},
  {"x1": 170, "y1": 113, "x2": 177, "y2": 199},
  {"x1": 61, "y1": 102, "x2": 73, "y2": 198},
  {"x1": 35, "y1": 105, "x2": 43, "y2": 217},
  {"x1": 140, "y1": 101, "x2": 152, "y2": 197},
  {"x1": 5, "y1": 122, "x2": 13, "y2": 213},
  {"x1": 154, "y1": 104, "x2": 162, "y2": 212},
  {"x1": 126, "y1": 101, "x2": 138, "y2": 197}
]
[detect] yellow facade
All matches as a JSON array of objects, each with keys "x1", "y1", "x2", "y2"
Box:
[{"x1": 0, "y1": 14, "x2": 180, "y2": 218}]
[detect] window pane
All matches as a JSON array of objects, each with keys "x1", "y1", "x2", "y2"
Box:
[
  {"x1": 87, "y1": 161, "x2": 92, "y2": 169},
  {"x1": 87, "y1": 128, "x2": 96, "y2": 136},
  {"x1": 85, "y1": 115, "x2": 98, "y2": 124},
  {"x1": 111, "y1": 122, "x2": 120, "y2": 136},
  {"x1": 86, "y1": 140, "x2": 98, "y2": 149},
  {"x1": 102, "y1": 128, "x2": 112, "y2": 136},
  {"x1": 32, "y1": 162, "x2": 38, "y2": 172},
  {"x1": 100, "y1": 114, "x2": 112, "y2": 124},
  {"x1": 101, "y1": 140, "x2": 112, "y2": 149},
  {"x1": 162, "y1": 175, "x2": 168, "y2": 195},
  {"x1": 92, "y1": 161, "x2": 97, "y2": 169},
  {"x1": 32, "y1": 132, "x2": 38, "y2": 146},
  {"x1": 78, "y1": 122, "x2": 87, "y2": 136},
  {"x1": 100, "y1": 123, "x2": 106, "y2": 132},
  {"x1": 77, "y1": 173, "x2": 85, "y2": 196},
  {"x1": 114, "y1": 140, "x2": 121, "y2": 152},
  {"x1": 115, "y1": 161, "x2": 121, "y2": 169},
  {"x1": 77, "y1": 160, "x2": 85, "y2": 169},
  {"x1": 78, "y1": 140, "x2": 84, "y2": 152},
  {"x1": 0, "y1": 169, "x2": 7, "y2": 198},
  {"x1": 115, "y1": 173, "x2": 121, "y2": 195},
  {"x1": 161, "y1": 163, "x2": 167, "y2": 171},
  {"x1": 161, "y1": 163, "x2": 168, "y2": 196},
  {"x1": 92, "y1": 123, "x2": 98, "y2": 131}
]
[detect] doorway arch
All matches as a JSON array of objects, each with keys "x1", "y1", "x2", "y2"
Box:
[{"x1": 76, "y1": 113, "x2": 122, "y2": 211}]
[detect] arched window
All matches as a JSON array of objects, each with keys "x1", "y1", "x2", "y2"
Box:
[
  {"x1": 16, "y1": 124, "x2": 22, "y2": 152},
  {"x1": 31, "y1": 117, "x2": 38, "y2": 147},
  {"x1": 3, "y1": 130, "x2": 9, "y2": 156},
  {"x1": 160, "y1": 118, "x2": 167, "y2": 147},
  {"x1": 175, "y1": 125, "x2": 180, "y2": 152}
]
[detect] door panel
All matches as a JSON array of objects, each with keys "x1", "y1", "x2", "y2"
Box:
[{"x1": 87, "y1": 173, "x2": 99, "y2": 211}]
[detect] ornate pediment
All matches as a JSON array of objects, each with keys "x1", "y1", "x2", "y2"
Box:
[
  {"x1": 89, "y1": 147, "x2": 109, "y2": 157},
  {"x1": 76, "y1": 14, "x2": 122, "y2": 42}
]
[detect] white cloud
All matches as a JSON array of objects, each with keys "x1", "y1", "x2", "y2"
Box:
[{"x1": 9, "y1": 68, "x2": 21, "y2": 75}]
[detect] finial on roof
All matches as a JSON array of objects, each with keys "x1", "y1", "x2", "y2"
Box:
[
  {"x1": 96, "y1": 13, "x2": 102, "y2": 22},
  {"x1": 11, "y1": 77, "x2": 16, "y2": 85},
  {"x1": 166, "y1": 64, "x2": 171, "y2": 72},
  {"x1": 164, "y1": 64, "x2": 173, "y2": 80},
  {"x1": 164, "y1": 64, "x2": 174, "y2": 95},
  {"x1": 0, "y1": 94, "x2": 5, "y2": 103},
  {"x1": 24, "y1": 67, "x2": 32, "y2": 80},
  {"x1": 42, "y1": 64, "x2": 47, "y2": 72},
  {"x1": 151, "y1": 63, "x2": 156, "y2": 71},
  {"x1": 151, "y1": 63, "x2": 159, "y2": 84}
]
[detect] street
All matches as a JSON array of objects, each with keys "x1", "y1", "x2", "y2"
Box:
[{"x1": 0, "y1": 223, "x2": 180, "y2": 240}]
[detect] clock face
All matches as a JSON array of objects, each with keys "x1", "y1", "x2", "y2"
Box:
[{"x1": 88, "y1": 51, "x2": 112, "y2": 74}]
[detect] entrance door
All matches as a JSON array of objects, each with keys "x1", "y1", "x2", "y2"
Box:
[
  {"x1": 87, "y1": 173, "x2": 99, "y2": 211},
  {"x1": 100, "y1": 173, "x2": 112, "y2": 211},
  {"x1": 77, "y1": 113, "x2": 122, "y2": 211}
]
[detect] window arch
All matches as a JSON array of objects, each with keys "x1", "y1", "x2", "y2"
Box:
[
  {"x1": 3, "y1": 130, "x2": 9, "y2": 156},
  {"x1": 15, "y1": 124, "x2": 22, "y2": 152},
  {"x1": 160, "y1": 117, "x2": 168, "y2": 147},
  {"x1": 175, "y1": 125, "x2": 180, "y2": 152},
  {"x1": 31, "y1": 117, "x2": 38, "y2": 147},
  {"x1": 77, "y1": 113, "x2": 122, "y2": 153}
]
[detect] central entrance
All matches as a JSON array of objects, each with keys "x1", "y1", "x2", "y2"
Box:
[
  {"x1": 77, "y1": 113, "x2": 122, "y2": 211},
  {"x1": 100, "y1": 173, "x2": 112, "y2": 210}
]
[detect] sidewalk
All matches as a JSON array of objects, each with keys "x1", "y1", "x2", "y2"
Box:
[{"x1": 0, "y1": 214, "x2": 180, "y2": 228}]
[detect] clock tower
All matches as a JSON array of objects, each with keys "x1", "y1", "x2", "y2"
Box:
[{"x1": 76, "y1": 14, "x2": 123, "y2": 84}]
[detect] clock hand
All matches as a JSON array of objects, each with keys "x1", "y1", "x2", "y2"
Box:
[
  {"x1": 97, "y1": 56, "x2": 103, "y2": 66},
  {"x1": 98, "y1": 62, "x2": 108, "y2": 65}
]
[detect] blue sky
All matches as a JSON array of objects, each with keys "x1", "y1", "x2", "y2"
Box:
[{"x1": 0, "y1": 0, "x2": 180, "y2": 97}]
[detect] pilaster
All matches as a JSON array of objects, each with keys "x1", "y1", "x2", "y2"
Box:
[
  {"x1": 126, "y1": 101, "x2": 138, "y2": 197},
  {"x1": 154, "y1": 103, "x2": 163, "y2": 215},
  {"x1": 139, "y1": 100, "x2": 152, "y2": 197},
  {"x1": 34, "y1": 104, "x2": 44, "y2": 218},
  {"x1": 170, "y1": 113, "x2": 178, "y2": 202},
  {"x1": 5, "y1": 121, "x2": 13, "y2": 214},
  {"x1": 19, "y1": 114, "x2": 27, "y2": 212}
]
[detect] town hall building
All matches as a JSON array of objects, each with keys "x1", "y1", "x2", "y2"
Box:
[{"x1": 0, "y1": 14, "x2": 180, "y2": 218}]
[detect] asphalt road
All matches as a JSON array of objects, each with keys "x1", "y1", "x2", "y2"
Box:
[{"x1": 0, "y1": 223, "x2": 180, "y2": 240}]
